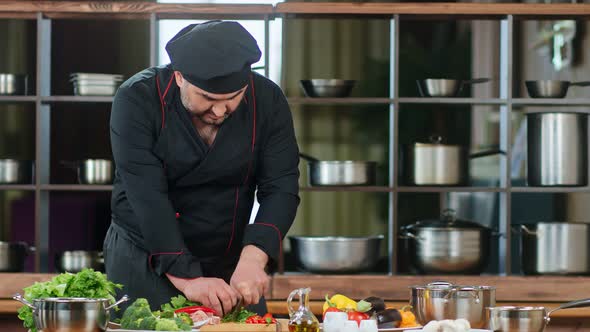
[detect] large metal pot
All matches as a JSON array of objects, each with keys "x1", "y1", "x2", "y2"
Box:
[
  {"x1": 0, "y1": 74, "x2": 30, "y2": 95},
  {"x1": 13, "y1": 294, "x2": 128, "y2": 332},
  {"x1": 516, "y1": 222, "x2": 590, "y2": 275},
  {"x1": 401, "y1": 136, "x2": 504, "y2": 186},
  {"x1": 299, "y1": 153, "x2": 377, "y2": 186},
  {"x1": 527, "y1": 112, "x2": 587, "y2": 186},
  {"x1": 486, "y1": 298, "x2": 590, "y2": 332},
  {"x1": 0, "y1": 241, "x2": 35, "y2": 272},
  {"x1": 288, "y1": 235, "x2": 383, "y2": 273},
  {"x1": 410, "y1": 281, "x2": 496, "y2": 328},
  {"x1": 401, "y1": 209, "x2": 495, "y2": 274},
  {"x1": 0, "y1": 159, "x2": 34, "y2": 184},
  {"x1": 56, "y1": 251, "x2": 104, "y2": 273},
  {"x1": 62, "y1": 159, "x2": 114, "y2": 185}
]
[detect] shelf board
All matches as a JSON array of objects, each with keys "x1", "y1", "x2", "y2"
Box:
[
  {"x1": 0, "y1": 2, "x2": 273, "y2": 19},
  {"x1": 300, "y1": 186, "x2": 392, "y2": 192},
  {"x1": 275, "y1": 2, "x2": 590, "y2": 19},
  {"x1": 288, "y1": 97, "x2": 393, "y2": 105},
  {"x1": 41, "y1": 184, "x2": 113, "y2": 191},
  {"x1": 512, "y1": 98, "x2": 590, "y2": 107},
  {"x1": 41, "y1": 96, "x2": 114, "y2": 103},
  {"x1": 0, "y1": 96, "x2": 37, "y2": 103},
  {"x1": 399, "y1": 97, "x2": 506, "y2": 105},
  {"x1": 511, "y1": 186, "x2": 590, "y2": 193},
  {"x1": 0, "y1": 185, "x2": 35, "y2": 191},
  {"x1": 397, "y1": 186, "x2": 504, "y2": 192}
]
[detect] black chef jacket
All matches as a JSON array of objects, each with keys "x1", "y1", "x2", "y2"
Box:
[{"x1": 104, "y1": 64, "x2": 299, "y2": 311}]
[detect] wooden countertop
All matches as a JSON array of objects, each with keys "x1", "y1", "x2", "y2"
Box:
[{"x1": 3, "y1": 273, "x2": 590, "y2": 318}]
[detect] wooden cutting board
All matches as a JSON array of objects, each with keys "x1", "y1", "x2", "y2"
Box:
[{"x1": 199, "y1": 319, "x2": 289, "y2": 332}]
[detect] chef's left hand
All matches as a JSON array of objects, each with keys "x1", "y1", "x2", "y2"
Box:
[{"x1": 230, "y1": 245, "x2": 270, "y2": 305}]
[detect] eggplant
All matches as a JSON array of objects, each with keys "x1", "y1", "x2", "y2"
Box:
[
  {"x1": 360, "y1": 296, "x2": 386, "y2": 314},
  {"x1": 376, "y1": 308, "x2": 402, "y2": 328}
]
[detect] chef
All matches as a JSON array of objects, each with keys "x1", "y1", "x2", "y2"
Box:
[{"x1": 103, "y1": 20, "x2": 300, "y2": 317}]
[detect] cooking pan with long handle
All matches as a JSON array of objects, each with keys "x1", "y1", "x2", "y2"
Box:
[
  {"x1": 525, "y1": 80, "x2": 590, "y2": 98},
  {"x1": 299, "y1": 153, "x2": 377, "y2": 186}
]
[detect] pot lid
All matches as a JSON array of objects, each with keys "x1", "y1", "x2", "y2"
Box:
[
  {"x1": 407, "y1": 209, "x2": 489, "y2": 229},
  {"x1": 414, "y1": 135, "x2": 461, "y2": 148}
]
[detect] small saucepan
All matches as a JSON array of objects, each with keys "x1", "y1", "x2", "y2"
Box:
[
  {"x1": 299, "y1": 153, "x2": 377, "y2": 186},
  {"x1": 61, "y1": 159, "x2": 114, "y2": 185},
  {"x1": 486, "y1": 298, "x2": 590, "y2": 332},
  {"x1": 525, "y1": 80, "x2": 590, "y2": 98},
  {"x1": 0, "y1": 159, "x2": 34, "y2": 184},
  {"x1": 417, "y1": 78, "x2": 491, "y2": 97}
]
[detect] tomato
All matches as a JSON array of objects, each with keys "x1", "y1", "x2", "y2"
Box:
[
  {"x1": 347, "y1": 311, "x2": 370, "y2": 326},
  {"x1": 323, "y1": 307, "x2": 343, "y2": 320},
  {"x1": 245, "y1": 315, "x2": 262, "y2": 324},
  {"x1": 263, "y1": 313, "x2": 277, "y2": 324}
]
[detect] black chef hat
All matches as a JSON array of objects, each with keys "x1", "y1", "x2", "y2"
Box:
[{"x1": 165, "y1": 20, "x2": 261, "y2": 94}]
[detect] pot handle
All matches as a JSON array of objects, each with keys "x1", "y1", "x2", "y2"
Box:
[
  {"x1": 59, "y1": 160, "x2": 79, "y2": 170},
  {"x1": 570, "y1": 81, "x2": 590, "y2": 87},
  {"x1": 13, "y1": 293, "x2": 35, "y2": 310},
  {"x1": 547, "y1": 298, "x2": 590, "y2": 318},
  {"x1": 469, "y1": 149, "x2": 506, "y2": 159},
  {"x1": 461, "y1": 78, "x2": 491, "y2": 85},
  {"x1": 298, "y1": 153, "x2": 320, "y2": 163},
  {"x1": 520, "y1": 225, "x2": 539, "y2": 236},
  {"x1": 105, "y1": 294, "x2": 129, "y2": 311},
  {"x1": 399, "y1": 232, "x2": 422, "y2": 241}
]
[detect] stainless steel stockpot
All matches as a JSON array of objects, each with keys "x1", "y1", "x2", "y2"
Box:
[
  {"x1": 527, "y1": 112, "x2": 587, "y2": 186},
  {"x1": 13, "y1": 294, "x2": 128, "y2": 332},
  {"x1": 410, "y1": 281, "x2": 496, "y2": 329},
  {"x1": 517, "y1": 222, "x2": 590, "y2": 275},
  {"x1": 401, "y1": 209, "x2": 495, "y2": 274},
  {"x1": 0, "y1": 159, "x2": 34, "y2": 184},
  {"x1": 402, "y1": 136, "x2": 503, "y2": 186},
  {"x1": 0, "y1": 241, "x2": 35, "y2": 272}
]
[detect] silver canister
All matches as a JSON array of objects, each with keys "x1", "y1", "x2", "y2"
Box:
[
  {"x1": 78, "y1": 159, "x2": 113, "y2": 185},
  {"x1": 527, "y1": 112, "x2": 588, "y2": 186},
  {"x1": 410, "y1": 281, "x2": 496, "y2": 329},
  {"x1": 519, "y1": 222, "x2": 590, "y2": 275},
  {"x1": 405, "y1": 142, "x2": 466, "y2": 185}
]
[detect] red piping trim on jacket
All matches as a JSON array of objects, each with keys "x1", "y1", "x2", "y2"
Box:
[
  {"x1": 156, "y1": 74, "x2": 175, "y2": 130},
  {"x1": 149, "y1": 250, "x2": 183, "y2": 271},
  {"x1": 225, "y1": 75, "x2": 257, "y2": 255},
  {"x1": 256, "y1": 223, "x2": 283, "y2": 261}
]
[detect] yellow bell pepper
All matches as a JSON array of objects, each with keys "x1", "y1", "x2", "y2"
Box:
[{"x1": 323, "y1": 294, "x2": 357, "y2": 313}]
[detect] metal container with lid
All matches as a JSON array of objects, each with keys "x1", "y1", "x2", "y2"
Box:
[
  {"x1": 410, "y1": 281, "x2": 496, "y2": 328},
  {"x1": 401, "y1": 136, "x2": 504, "y2": 186},
  {"x1": 400, "y1": 209, "x2": 497, "y2": 274},
  {"x1": 517, "y1": 222, "x2": 590, "y2": 275}
]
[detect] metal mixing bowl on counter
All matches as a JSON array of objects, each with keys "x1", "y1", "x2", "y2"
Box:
[
  {"x1": 410, "y1": 281, "x2": 496, "y2": 328},
  {"x1": 288, "y1": 235, "x2": 384, "y2": 273},
  {"x1": 13, "y1": 294, "x2": 128, "y2": 332}
]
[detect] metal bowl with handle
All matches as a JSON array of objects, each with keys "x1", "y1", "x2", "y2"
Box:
[
  {"x1": 289, "y1": 235, "x2": 384, "y2": 273},
  {"x1": 300, "y1": 79, "x2": 356, "y2": 98},
  {"x1": 486, "y1": 298, "x2": 590, "y2": 332},
  {"x1": 410, "y1": 281, "x2": 496, "y2": 329},
  {"x1": 299, "y1": 153, "x2": 377, "y2": 186},
  {"x1": 525, "y1": 80, "x2": 590, "y2": 98},
  {"x1": 13, "y1": 293, "x2": 129, "y2": 332},
  {"x1": 416, "y1": 78, "x2": 490, "y2": 97}
]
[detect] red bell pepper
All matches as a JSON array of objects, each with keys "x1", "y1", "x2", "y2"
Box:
[{"x1": 174, "y1": 305, "x2": 218, "y2": 316}]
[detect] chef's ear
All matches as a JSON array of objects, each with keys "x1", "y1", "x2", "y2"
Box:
[{"x1": 174, "y1": 71, "x2": 185, "y2": 87}]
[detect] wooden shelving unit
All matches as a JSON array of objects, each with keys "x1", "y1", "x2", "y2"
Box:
[{"x1": 2, "y1": 1, "x2": 590, "y2": 275}]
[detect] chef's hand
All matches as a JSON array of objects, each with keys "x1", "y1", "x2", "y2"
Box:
[
  {"x1": 230, "y1": 245, "x2": 270, "y2": 305},
  {"x1": 166, "y1": 274, "x2": 239, "y2": 316}
]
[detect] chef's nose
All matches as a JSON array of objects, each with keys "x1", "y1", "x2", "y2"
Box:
[{"x1": 211, "y1": 102, "x2": 228, "y2": 117}]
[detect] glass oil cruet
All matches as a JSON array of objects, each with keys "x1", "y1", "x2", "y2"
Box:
[{"x1": 287, "y1": 287, "x2": 320, "y2": 332}]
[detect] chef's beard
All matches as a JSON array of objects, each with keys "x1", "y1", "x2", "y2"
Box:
[{"x1": 180, "y1": 92, "x2": 228, "y2": 126}]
